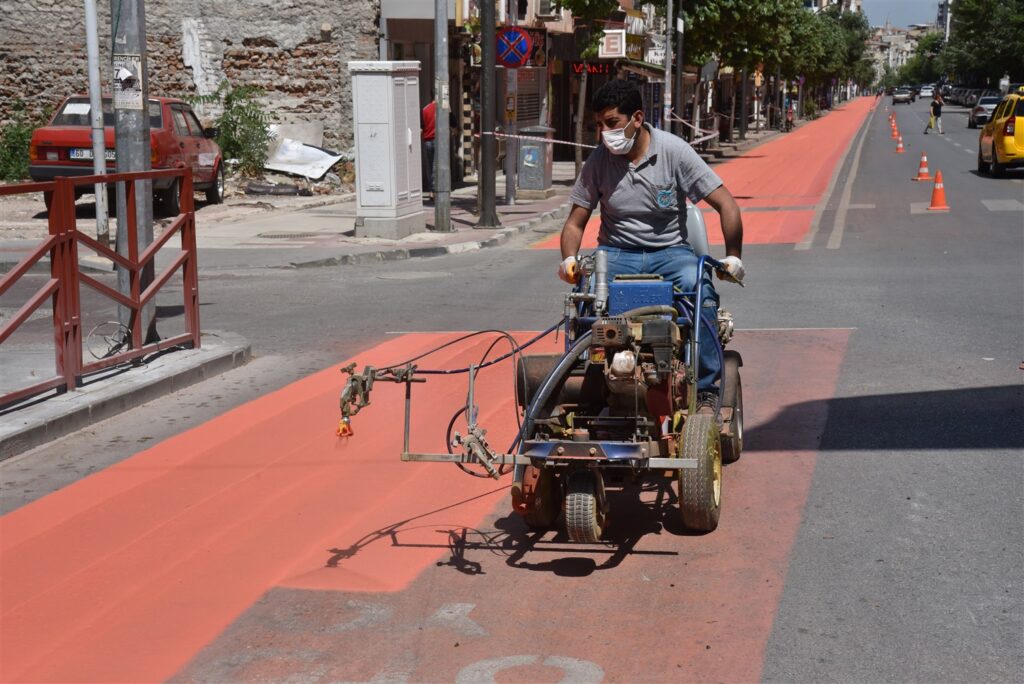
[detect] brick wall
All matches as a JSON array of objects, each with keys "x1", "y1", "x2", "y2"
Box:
[{"x1": 0, "y1": 0, "x2": 380, "y2": 152}]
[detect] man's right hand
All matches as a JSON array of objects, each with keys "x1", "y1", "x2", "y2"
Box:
[{"x1": 558, "y1": 256, "x2": 579, "y2": 284}]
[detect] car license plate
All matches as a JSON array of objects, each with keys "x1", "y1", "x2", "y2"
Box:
[{"x1": 69, "y1": 148, "x2": 116, "y2": 161}]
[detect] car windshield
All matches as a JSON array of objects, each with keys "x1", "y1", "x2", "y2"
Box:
[
  {"x1": 978, "y1": 97, "x2": 1000, "y2": 105},
  {"x1": 51, "y1": 97, "x2": 163, "y2": 129}
]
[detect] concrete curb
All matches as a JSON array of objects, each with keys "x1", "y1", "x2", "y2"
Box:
[
  {"x1": 287, "y1": 201, "x2": 571, "y2": 269},
  {"x1": 0, "y1": 331, "x2": 251, "y2": 461}
]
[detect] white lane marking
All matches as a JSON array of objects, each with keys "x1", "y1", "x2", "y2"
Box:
[
  {"x1": 427, "y1": 603, "x2": 487, "y2": 636},
  {"x1": 848, "y1": 203, "x2": 876, "y2": 209},
  {"x1": 738, "y1": 327, "x2": 858, "y2": 331},
  {"x1": 827, "y1": 112, "x2": 873, "y2": 250},
  {"x1": 981, "y1": 199, "x2": 1024, "y2": 212},
  {"x1": 456, "y1": 656, "x2": 604, "y2": 684},
  {"x1": 797, "y1": 101, "x2": 877, "y2": 251}
]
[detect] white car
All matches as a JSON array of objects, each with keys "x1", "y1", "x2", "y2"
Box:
[{"x1": 919, "y1": 86, "x2": 934, "y2": 98}]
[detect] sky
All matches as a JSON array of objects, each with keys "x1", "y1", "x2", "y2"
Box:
[{"x1": 860, "y1": 0, "x2": 940, "y2": 29}]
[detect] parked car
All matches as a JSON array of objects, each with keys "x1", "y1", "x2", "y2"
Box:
[
  {"x1": 29, "y1": 95, "x2": 224, "y2": 214},
  {"x1": 892, "y1": 88, "x2": 913, "y2": 105},
  {"x1": 978, "y1": 87, "x2": 1024, "y2": 177},
  {"x1": 969, "y1": 96, "x2": 1001, "y2": 128}
]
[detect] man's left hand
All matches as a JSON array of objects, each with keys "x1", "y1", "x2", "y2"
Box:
[{"x1": 718, "y1": 256, "x2": 745, "y2": 284}]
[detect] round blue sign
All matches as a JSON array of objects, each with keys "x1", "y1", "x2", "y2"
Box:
[{"x1": 496, "y1": 27, "x2": 533, "y2": 69}]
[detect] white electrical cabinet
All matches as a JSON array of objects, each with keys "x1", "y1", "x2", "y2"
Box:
[{"x1": 348, "y1": 61, "x2": 425, "y2": 238}]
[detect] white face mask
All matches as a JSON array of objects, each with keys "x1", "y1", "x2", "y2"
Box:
[{"x1": 601, "y1": 117, "x2": 639, "y2": 155}]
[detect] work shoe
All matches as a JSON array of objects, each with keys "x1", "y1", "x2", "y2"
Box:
[{"x1": 696, "y1": 391, "x2": 720, "y2": 416}]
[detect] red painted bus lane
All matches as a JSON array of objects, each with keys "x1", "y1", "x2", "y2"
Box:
[{"x1": 1, "y1": 329, "x2": 851, "y2": 682}]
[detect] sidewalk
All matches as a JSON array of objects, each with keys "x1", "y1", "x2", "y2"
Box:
[{"x1": 0, "y1": 124, "x2": 786, "y2": 459}]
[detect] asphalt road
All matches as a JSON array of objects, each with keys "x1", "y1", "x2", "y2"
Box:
[{"x1": 1, "y1": 97, "x2": 1021, "y2": 682}]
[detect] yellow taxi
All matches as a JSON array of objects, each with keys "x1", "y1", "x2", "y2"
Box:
[{"x1": 978, "y1": 86, "x2": 1024, "y2": 176}]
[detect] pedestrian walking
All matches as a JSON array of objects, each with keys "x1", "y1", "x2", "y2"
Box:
[
  {"x1": 924, "y1": 92, "x2": 944, "y2": 135},
  {"x1": 421, "y1": 100, "x2": 436, "y2": 199}
]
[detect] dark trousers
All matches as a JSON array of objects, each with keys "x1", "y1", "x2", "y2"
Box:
[{"x1": 422, "y1": 139, "x2": 435, "y2": 193}]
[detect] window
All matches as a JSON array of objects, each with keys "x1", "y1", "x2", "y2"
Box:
[
  {"x1": 52, "y1": 97, "x2": 163, "y2": 129},
  {"x1": 1015, "y1": 98, "x2": 1024, "y2": 117},
  {"x1": 185, "y1": 110, "x2": 205, "y2": 137},
  {"x1": 171, "y1": 108, "x2": 191, "y2": 136}
]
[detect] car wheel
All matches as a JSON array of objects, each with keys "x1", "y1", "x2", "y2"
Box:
[
  {"x1": 205, "y1": 164, "x2": 225, "y2": 205},
  {"x1": 977, "y1": 146, "x2": 990, "y2": 175},
  {"x1": 968, "y1": 118, "x2": 975, "y2": 129},
  {"x1": 160, "y1": 178, "x2": 182, "y2": 216},
  {"x1": 991, "y1": 145, "x2": 1006, "y2": 178}
]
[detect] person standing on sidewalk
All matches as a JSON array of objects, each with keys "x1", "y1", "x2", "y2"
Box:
[
  {"x1": 421, "y1": 100, "x2": 436, "y2": 200},
  {"x1": 924, "y1": 92, "x2": 944, "y2": 135},
  {"x1": 556, "y1": 79, "x2": 745, "y2": 410}
]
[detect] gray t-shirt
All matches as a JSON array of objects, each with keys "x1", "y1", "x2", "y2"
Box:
[{"x1": 569, "y1": 124, "x2": 723, "y2": 250}]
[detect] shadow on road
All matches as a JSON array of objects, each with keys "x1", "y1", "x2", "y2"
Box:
[{"x1": 745, "y1": 384, "x2": 1024, "y2": 452}]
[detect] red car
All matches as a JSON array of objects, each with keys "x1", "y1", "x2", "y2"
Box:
[{"x1": 29, "y1": 95, "x2": 224, "y2": 213}]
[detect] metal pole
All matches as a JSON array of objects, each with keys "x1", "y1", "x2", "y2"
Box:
[
  {"x1": 674, "y1": 13, "x2": 685, "y2": 138},
  {"x1": 112, "y1": 0, "x2": 157, "y2": 343},
  {"x1": 84, "y1": 0, "x2": 108, "y2": 244},
  {"x1": 503, "y1": 0, "x2": 517, "y2": 205},
  {"x1": 739, "y1": 68, "x2": 748, "y2": 140},
  {"x1": 476, "y1": 0, "x2": 501, "y2": 227},
  {"x1": 433, "y1": 0, "x2": 452, "y2": 231},
  {"x1": 662, "y1": 0, "x2": 674, "y2": 130}
]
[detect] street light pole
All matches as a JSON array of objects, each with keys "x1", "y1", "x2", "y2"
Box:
[
  {"x1": 433, "y1": 0, "x2": 451, "y2": 231},
  {"x1": 84, "y1": 0, "x2": 108, "y2": 245},
  {"x1": 476, "y1": 0, "x2": 501, "y2": 227},
  {"x1": 662, "y1": 0, "x2": 674, "y2": 130},
  {"x1": 111, "y1": 0, "x2": 157, "y2": 343}
]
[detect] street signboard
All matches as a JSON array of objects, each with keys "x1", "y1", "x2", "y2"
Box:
[
  {"x1": 598, "y1": 29, "x2": 626, "y2": 59},
  {"x1": 497, "y1": 27, "x2": 532, "y2": 69}
]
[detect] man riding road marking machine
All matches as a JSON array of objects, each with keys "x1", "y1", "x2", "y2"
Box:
[{"x1": 336, "y1": 249, "x2": 744, "y2": 543}]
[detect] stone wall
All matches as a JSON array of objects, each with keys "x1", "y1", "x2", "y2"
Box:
[{"x1": 0, "y1": 0, "x2": 380, "y2": 152}]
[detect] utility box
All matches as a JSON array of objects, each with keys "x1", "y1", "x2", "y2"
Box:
[
  {"x1": 517, "y1": 124, "x2": 555, "y2": 199},
  {"x1": 348, "y1": 61, "x2": 425, "y2": 238}
]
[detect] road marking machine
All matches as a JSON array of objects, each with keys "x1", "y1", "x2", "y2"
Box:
[{"x1": 337, "y1": 253, "x2": 743, "y2": 542}]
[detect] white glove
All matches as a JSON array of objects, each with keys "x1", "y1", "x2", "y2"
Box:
[
  {"x1": 718, "y1": 256, "x2": 745, "y2": 284},
  {"x1": 558, "y1": 256, "x2": 579, "y2": 284}
]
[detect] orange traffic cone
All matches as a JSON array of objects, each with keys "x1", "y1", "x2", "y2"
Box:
[
  {"x1": 913, "y1": 152, "x2": 932, "y2": 180},
  {"x1": 927, "y1": 170, "x2": 950, "y2": 211},
  {"x1": 891, "y1": 125, "x2": 899, "y2": 140},
  {"x1": 896, "y1": 136, "x2": 905, "y2": 153}
]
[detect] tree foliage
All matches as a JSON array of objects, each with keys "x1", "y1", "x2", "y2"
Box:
[
  {"x1": 187, "y1": 81, "x2": 274, "y2": 177},
  {"x1": 941, "y1": 0, "x2": 1024, "y2": 84}
]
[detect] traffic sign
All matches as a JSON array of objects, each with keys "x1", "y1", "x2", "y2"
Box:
[{"x1": 496, "y1": 27, "x2": 532, "y2": 69}]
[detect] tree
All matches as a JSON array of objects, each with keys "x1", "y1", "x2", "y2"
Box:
[{"x1": 942, "y1": 0, "x2": 1024, "y2": 84}]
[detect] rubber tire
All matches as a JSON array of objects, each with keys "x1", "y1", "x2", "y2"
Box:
[
  {"x1": 161, "y1": 178, "x2": 182, "y2": 216},
  {"x1": 977, "y1": 147, "x2": 991, "y2": 175},
  {"x1": 522, "y1": 466, "x2": 561, "y2": 530},
  {"x1": 721, "y1": 350, "x2": 743, "y2": 464},
  {"x1": 991, "y1": 145, "x2": 1006, "y2": 178},
  {"x1": 679, "y1": 414, "x2": 722, "y2": 533},
  {"x1": 565, "y1": 471, "x2": 605, "y2": 543},
  {"x1": 205, "y1": 165, "x2": 224, "y2": 204},
  {"x1": 968, "y1": 118, "x2": 975, "y2": 129}
]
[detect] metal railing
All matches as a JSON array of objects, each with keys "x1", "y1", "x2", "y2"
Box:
[{"x1": 0, "y1": 169, "x2": 200, "y2": 408}]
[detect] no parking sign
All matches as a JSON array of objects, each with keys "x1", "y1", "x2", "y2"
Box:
[{"x1": 496, "y1": 27, "x2": 532, "y2": 69}]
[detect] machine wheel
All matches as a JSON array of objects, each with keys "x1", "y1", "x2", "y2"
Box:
[
  {"x1": 721, "y1": 351, "x2": 744, "y2": 464},
  {"x1": 977, "y1": 147, "x2": 990, "y2": 175},
  {"x1": 522, "y1": 466, "x2": 561, "y2": 530},
  {"x1": 565, "y1": 471, "x2": 606, "y2": 542},
  {"x1": 678, "y1": 414, "x2": 722, "y2": 533},
  {"x1": 205, "y1": 164, "x2": 225, "y2": 204}
]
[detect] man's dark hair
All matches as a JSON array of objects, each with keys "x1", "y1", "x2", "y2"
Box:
[{"x1": 590, "y1": 79, "x2": 643, "y2": 117}]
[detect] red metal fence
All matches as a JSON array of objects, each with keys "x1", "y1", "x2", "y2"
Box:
[{"x1": 0, "y1": 169, "x2": 200, "y2": 408}]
